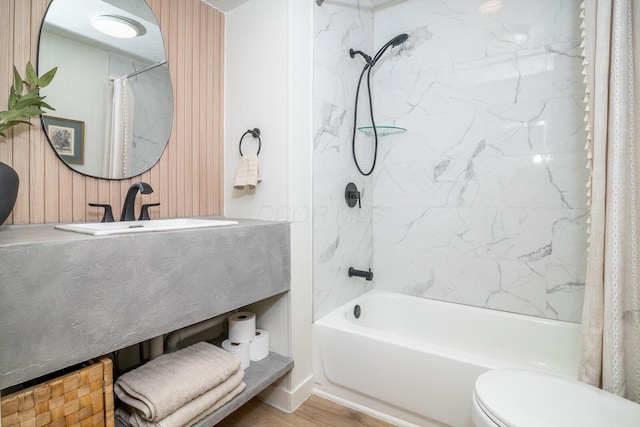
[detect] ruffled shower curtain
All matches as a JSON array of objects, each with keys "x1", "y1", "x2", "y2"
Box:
[
  {"x1": 104, "y1": 77, "x2": 135, "y2": 179},
  {"x1": 579, "y1": 0, "x2": 640, "y2": 403}
]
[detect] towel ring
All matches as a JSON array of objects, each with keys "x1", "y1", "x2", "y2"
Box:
[{"x1": 239, "y1": 128, "x2": 261, "y2": 156}]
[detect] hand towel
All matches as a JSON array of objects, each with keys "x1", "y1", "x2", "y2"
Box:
[
  {"x1": 233, "y1": 155, "x2": 261, "y2": 189},
  {"x1": 127, "y1": 370, "x2": 246, "y2": 427},
  {"x1": 114, "y1": 342, "x2": 241, "y2": 422}
]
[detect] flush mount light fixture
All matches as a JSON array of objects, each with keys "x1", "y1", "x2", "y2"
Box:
[
  {"x1": 91, "y1": 15, "x2": 146, "y2": 39},
  {"x1": 479, "y1": 0, "x2": 502, "y2": 14}
]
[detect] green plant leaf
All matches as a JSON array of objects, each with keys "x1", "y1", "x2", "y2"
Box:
[
  {"x1": 1, "y1": 63, "x2": 57, "y2": 138},
  {"x1": 0, "y1": 107, "x2": 43, "y2": 121},
  {"x1": 37, "y1": 66, "x2": 57, "y2": 88},
  {"x1": 2, "y1": 119, "x2": 32, "y2": 127},
  {"x1": 25, "y1": 62, "x2": 38, "y2": 87},
  {"x1": 8, "y1": 89, "x2": 17, "y2": 109},
  {"x1": 0, "y1": 120, "x2": 31, "y2": 134},
  {"x1": 38, "y1": 101, "x2": 55, "y2": 111},
  {"x1": 12, "y1": 66, "x2": 23, "y2": 95}
]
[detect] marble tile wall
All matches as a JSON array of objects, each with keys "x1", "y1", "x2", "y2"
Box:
[
  {"x1": 313, "y1": 1, "x2": 375, "y2": 320},
  {"x1": 313, "y1": 0, "x2": 588, "y2": 322}
]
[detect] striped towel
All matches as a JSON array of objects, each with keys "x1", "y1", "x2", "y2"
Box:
[{"x1": 233, "y1": 155, "x2": 261, "y2": 189}]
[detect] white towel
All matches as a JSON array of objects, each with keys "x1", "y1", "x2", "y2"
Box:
[
  {"x1": 233, "y1": 155, "x2": 261, "y2": 189},
  {"x1": 126, "y1": 370, "x2": 246, "y2": 427},
  {"x1": 114, "y1": 342, "x2": 241, "y2": 422}
]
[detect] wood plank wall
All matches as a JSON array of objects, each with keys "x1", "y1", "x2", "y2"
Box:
[{"x1": 0, "y1": 0, "x2": 224, "y2": 225}]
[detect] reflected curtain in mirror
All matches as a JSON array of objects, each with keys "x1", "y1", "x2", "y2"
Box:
[{"x1": 104, "y1": 76, "x2": 134, "y2": 178}]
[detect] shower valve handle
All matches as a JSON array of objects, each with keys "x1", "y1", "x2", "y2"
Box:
[{"x1": 345, "y1": 183, "x2": 361, "y2": 208}]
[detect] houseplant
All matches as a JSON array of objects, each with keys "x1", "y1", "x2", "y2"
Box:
[{"x1": 0, "y1": 61, "x2": 57, "y2": 225}]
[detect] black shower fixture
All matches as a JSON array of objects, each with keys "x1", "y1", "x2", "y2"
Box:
[
  {"x1": 350, "y1": 33, "x2": 409, "y2": 176},
  {"x1": 350, "y1": 33, "x2": 409, "y2": 69}
]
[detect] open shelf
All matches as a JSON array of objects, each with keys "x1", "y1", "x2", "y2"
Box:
[
  {"x1": 192, "y1": 351, "x2": 294, "y2": 426},
  {"x1": 115, "y1": 351, "x2": 293, "y2": 427},
  {"x1": 357, "y1": 125, "x2": 407, "y2": 136}
]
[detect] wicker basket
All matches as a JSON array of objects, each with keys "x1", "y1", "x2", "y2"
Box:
[{"x1": 1, "y1": 357, "x2": 115, "y2": 427}]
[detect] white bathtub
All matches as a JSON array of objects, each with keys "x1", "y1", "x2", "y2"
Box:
[{"x1": 313, "y1": 290, "x2": 582, "y2": 427}]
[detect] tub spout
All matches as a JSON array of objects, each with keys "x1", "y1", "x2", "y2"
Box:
[{"x1": 348, "y1": 267, "x2": 373, "y2": 281}]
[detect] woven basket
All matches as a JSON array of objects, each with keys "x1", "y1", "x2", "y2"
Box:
[{"x1": 1, "y1": 357, "x2": 114, "y2": 427}]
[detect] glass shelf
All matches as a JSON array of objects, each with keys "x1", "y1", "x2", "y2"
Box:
[{"x1": 357, "y1": 126, "x2": 407, "y2": 136}]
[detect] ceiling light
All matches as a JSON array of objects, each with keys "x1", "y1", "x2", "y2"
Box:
[
  {"x1": 479, "y1": 0, "x2": 502, "y2": 14},
  {"x1": 92, "y1": 15, "x2": 146, "y2": 39}
]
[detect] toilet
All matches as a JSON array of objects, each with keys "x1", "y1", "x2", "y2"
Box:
[{"x1": 472, "y1": 368, "x2": 640, "y2": 427}]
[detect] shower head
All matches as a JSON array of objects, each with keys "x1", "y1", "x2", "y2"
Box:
[
  {"x1": 349, "y1": 33, "x2": 409, "y2": 68},
  {"x1": 390, "y1": 33, "x2": 409, "y2": 47},
  {"x1": 372, "y1": 33, "x2": 409, "y2": 63}
]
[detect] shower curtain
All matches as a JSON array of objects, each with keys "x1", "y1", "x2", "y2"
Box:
[
  {"x1": 104, "y1": 77, "x2": 135, "y2": 179},
  {"x1": 579, "y1": 0, "x2": 640, "y2": 403}
]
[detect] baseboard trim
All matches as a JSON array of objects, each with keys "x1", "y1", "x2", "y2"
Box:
[{"x1": 258, "y1": 373, "x2": 315, "y2": 413}]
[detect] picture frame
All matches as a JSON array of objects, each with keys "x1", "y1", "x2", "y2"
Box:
[{"x1": 43, "y1": 116, "x2": 84, "y2": 164}]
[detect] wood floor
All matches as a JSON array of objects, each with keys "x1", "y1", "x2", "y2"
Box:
[{"x1": 216, "y1": 395, "x2": 396, "y2": 427}]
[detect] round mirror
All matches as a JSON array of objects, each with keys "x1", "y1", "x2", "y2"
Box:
[{"x1": 38, "y1": 0, "x2": 173, "y2": 179}]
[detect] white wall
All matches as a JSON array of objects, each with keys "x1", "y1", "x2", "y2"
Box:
[
  {"x1": 224, "y1": 0, "x2": 314, "y2": 411},
  {"x1": 39, "y1": 32, "x2": 108, "y2": 174}
]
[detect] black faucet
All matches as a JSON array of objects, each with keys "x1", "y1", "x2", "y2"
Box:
[{"x1": 120, "y1": 182, "x2": 153, "y2": 221}]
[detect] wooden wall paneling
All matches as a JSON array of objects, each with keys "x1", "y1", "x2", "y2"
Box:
[
  {"x1": 12, "y1": 0, "x2": 32, "y2": 224},
  {"x1": 82, "y1": 174, "x2": 97, "y2": 222},
  {"x1": 199, "y1": 1, "x2": 209, "y2": 214},
  {"x1": 29, "y1": 0, "x2": 48, "y2": 223},
  {"x1": 150, "y1": 0, "x2": 170, "y2": 220},
  {"x1": 183, "y1": 0, "x2": 194, "y2": 217},
  {"x1": 175, "y1": 0, "x2": 186, "y2": 218},
  {"x1": 189, "y1": 0, "x2": 199, "y2": 216},
  {"x1": 0, "y1": 0, "x2": 15, "y2": 224},
  {"x1": 167, "y1": 0, "x2": 179, "y2": 218},
  {"x1": 58, "y1": 164, "x2": 73, "y2": 222},
  {"x1": 41, "y1": 0, "x2": 59, "y2": 223},
  {"x1": 205, "y1": 6, "x2": 216, "y2": 214},
  {"x1": 3, "y1": 0, "x2": 224, "y2": 225},
  {"x1": 214, "y1": 11, "x2": 224, "y2": 214}
]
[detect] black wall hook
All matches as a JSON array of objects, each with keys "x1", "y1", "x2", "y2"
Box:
[{"x1": 239, "y1": 128, "x2": 261, "y2": 156}]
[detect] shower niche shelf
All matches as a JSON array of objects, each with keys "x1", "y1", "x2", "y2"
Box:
[{"x1": 357, "y1": 126, "x2": 406, "y2": 136}]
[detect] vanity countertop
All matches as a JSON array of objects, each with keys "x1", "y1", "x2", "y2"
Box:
[
  {"x1": 0, "y1": 217, "x2": 290, "y2": 390},
  {"x1": 0, "y1": 216, "x2": 277, "y2": 245}
]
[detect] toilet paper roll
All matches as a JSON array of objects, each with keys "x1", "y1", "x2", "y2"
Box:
[
  {"x1": 249, "y1": 329, "x2": 269, "y2": 361},
  {"x1": 228, "y1": 311, "x2": 256, "y2": 344},
  {"x1": 221, "y1": 339, "x2": 250, "y2": 370}
]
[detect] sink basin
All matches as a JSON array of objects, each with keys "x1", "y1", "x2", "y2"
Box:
[{"x1": 55, "y1": 218, "x2": 239, "y2": 236}]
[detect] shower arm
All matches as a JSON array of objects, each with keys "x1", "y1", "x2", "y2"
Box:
[{"x1": 349, "y1": 49, "x2": 374, "y2": 68}]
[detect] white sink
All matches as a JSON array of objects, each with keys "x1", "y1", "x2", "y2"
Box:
[{"x1": 55, "y1": 218, "x2": 239, "y2": 236}]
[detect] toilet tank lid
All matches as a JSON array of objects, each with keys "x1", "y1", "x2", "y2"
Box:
[{"x1": 474, "y1": 369, "x2": 640, "y2": 427}]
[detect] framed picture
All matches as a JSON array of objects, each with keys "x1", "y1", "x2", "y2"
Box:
[{"x1": 43, "y1": 116, "x2": 84, "y2": 164}]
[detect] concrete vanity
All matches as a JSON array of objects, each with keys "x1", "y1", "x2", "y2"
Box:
[{"x1": 0, "y1": 218, "x2": 291, "y2": 392}]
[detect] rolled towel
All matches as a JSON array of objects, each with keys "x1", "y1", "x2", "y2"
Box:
[
  {"x1": 114, "y1": 342, "x2": 241, "y2": 422},
  {"x1": 233, "y1": 155, "x2": 261, "y2": 189},
  {"x1": 127, "y1": 370, "x2": 246, "y2": 427}
]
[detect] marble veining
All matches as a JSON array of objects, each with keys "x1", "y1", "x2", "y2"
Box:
[{"x1": 313, "y1": 0, "x2": 588, "y2": 321}]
